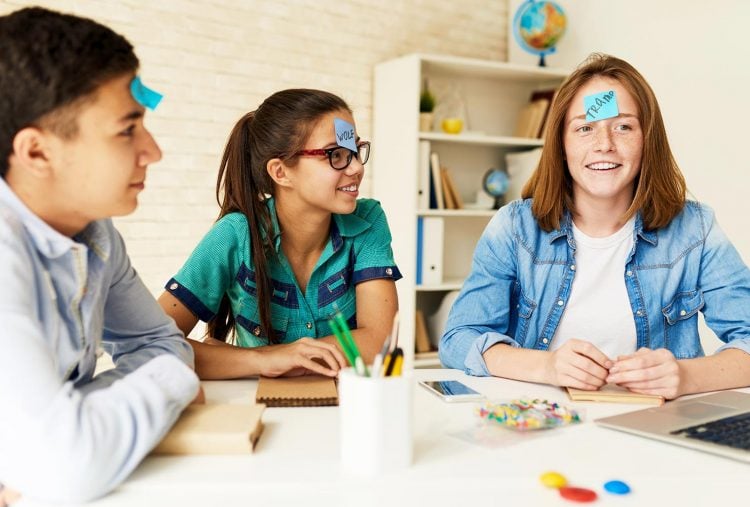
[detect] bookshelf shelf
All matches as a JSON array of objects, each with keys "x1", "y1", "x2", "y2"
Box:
[
  {"x1": 419, "y1": 131, "x2": 544, "y2": 147},
  {"x1": 373, "y1": 54, "x2": 567, "y2": 370}
]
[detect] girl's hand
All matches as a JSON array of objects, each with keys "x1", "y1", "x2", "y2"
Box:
[
  {"x1": 607, "y1": 348, "x2": 683, "y2": 399},
  {"x1": 257, "y1": 338, "x2": 347, "y2": 378},
  {"x1": 544, "y1": 338, "x2": 612, "y2": 390}
]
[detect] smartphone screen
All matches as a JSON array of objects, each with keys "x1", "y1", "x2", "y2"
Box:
[{"x1": 420, "y1": 380, "x2": 483, "y2": 401}]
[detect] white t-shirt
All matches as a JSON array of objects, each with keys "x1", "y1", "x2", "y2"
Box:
[{"x1": 549, "y1": 218, "x2": 637, "y2": 360}]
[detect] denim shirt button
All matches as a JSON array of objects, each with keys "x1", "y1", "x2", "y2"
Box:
[
  {"x1": 542, "y1": 338, "x2": 549, "y2": 344},
  {"x1": 306, "y1": 322, "x2": 313, "y2": 330},
  {"x1": 570, "y1": 265, "x2": 576, "y2": 271},
  {"x1": 636, "y1": 309, "x2": 643, "y2": 317},
  {"x1": 557, "y1": 300, "x2": 564, "y2": 306},
  {"x1": 679, "y1": 309, "x2": 687, "y2": 316},
  {"x1": 626, "y1": 270, "x2": 633, "y2": 277}
]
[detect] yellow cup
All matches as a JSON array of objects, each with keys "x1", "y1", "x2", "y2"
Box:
[{"x1": 441, "y1": 118, "x2": 464, "y2": 134}]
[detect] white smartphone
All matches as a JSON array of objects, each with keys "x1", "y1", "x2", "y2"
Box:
[{"x1": 419, "y1": 380, "x2": 484, "y2": 402}]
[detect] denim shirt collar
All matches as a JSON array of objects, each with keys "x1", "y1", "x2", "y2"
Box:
[
  {"x1": 547, "y1": 208, "x2": 658, "y2": 249},
  {"x1": 0, "y1": 178, "x2": 110, "y2": 260}
]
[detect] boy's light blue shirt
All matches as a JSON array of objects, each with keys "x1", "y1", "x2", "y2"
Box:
[
  {"x1": 440, "y1": 199, "x2": 750, "y2": 376},
  {"x1": 0, "y1": 179, "x2": 199, "y2": 503},
  {"x1": 167, "y1": 197, "x2": 401, "y2": 346}
]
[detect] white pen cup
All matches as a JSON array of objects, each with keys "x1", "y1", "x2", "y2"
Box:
[{"x1": 338, "y1": 367, "x2": 413, "y2": 477}]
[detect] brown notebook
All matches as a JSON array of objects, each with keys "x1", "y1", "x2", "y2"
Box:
[
  {"x1": 567, "y1": 384, "x2": 665, "y2": 406},
  {"x1": 152, "y1": 403, "x2": 265, "y2": 455},
  {"x1": 256, "y1": 375, "x2": 338, "y2": 407}
]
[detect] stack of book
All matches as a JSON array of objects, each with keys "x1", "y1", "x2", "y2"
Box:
[
  {"x1": 417, "y1": 141, "x2": 463, "y2": 210},
  {"x1": 513, "y1": 88, "x2": 557, "y2": 139}
]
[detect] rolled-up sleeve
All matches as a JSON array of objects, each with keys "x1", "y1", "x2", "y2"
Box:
[{"x1": 439, "y1": 206, "x2": 521, "y2": 376}]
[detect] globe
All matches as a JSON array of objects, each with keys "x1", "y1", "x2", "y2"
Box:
[
  {"x1": 513, "y1": 0, "x2": 567, "y2": 67},
  {"x1": 483, "y1": 168, "x2": 510, "y2": 209}
]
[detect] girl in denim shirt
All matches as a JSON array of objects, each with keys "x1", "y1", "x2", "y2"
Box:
[{"x1": 441, "y1": 54, "x2": 750, "y2": 400}]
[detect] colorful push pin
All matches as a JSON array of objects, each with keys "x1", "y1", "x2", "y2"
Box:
[
  {"x1": 540, "y1": 471, "x2": 567, "y2": 489},
  {"x1": 604, "y1": 480, "x2": 631, "y2": 495},
  {"x1": 559, "y1": 486, "x2": 598, "y2": 503}
]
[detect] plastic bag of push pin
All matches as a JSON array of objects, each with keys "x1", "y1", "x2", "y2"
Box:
[{"x1": 476, "y1": 399, "x2": 582, "y2": 432}]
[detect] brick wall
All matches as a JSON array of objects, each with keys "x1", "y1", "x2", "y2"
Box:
[{"x1": 1, "y1": 0, "x2": 508, "y2": 295}]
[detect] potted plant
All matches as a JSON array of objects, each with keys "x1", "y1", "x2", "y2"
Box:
[{"x1": 419, "y1": 78, "x2": 436, "y2": 132}]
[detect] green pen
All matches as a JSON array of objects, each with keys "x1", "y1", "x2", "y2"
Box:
[
  {"x1": 328, "y1": 316, "x2": 357, "y2": 369},
  {"x1": 333, "y1": 311, "x2": 369, "y2": 377}
]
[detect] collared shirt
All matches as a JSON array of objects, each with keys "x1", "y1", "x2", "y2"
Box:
[
  {"x1": 166, "y1": 198, "x2": 402, "y2": 346},
  {"x1": 0, "y1": 179, "x2": 199, "y2": 503},
  {"x1": 440, "y1": 198, "x2": 750, "y2": 376}
]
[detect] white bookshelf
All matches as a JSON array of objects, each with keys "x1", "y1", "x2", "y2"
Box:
[{"x1": 372, "y1": 54, "x2": 567, "y2": 369}]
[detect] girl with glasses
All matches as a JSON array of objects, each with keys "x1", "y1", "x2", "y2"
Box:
[{"x1": 159, "y1": 89, "x2": 401, "y2": 379}]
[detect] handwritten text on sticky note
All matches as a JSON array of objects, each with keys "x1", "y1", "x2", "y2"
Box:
[
  {"x1": 584, "y1": 90, "x2": 618, "y2": 122},
  {"x1": 334, "y1": 118, "x2": 357, "y2": 152}
]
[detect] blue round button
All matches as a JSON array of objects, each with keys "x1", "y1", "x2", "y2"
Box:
[{"x1": 603, "y1": 480, "x2": 631, "y2": 495}]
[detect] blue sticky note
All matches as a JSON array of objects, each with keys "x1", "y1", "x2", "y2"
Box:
[
  {"x1": 130, "y1": 76, "x2": 163, "y2": 111},
  {"x1": 584, "y1": 90, "x2": 618, "y2": 122},
  {"x1": 334, "y1": 118, "x2": 357, "y2": 152}
]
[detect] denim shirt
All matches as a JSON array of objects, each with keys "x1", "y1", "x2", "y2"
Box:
[
  {"x1": 0, "y1": 179, "x2": 199, "y2": 502},
  {"x1": 440, "y1": 198, "x2": 750, "y2": 376}
]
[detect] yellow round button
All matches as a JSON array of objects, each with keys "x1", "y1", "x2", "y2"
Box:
[{"x1": 540, "y1": 471, "x2": 567, "y2": 489}]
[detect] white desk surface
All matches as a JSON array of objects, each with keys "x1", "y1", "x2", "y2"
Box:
[{"x1": 20, "y1": 370, "x2": 748, "y2": 507}]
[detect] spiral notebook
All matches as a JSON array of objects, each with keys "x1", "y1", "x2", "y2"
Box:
[{"x1": 255, "y1": 375, "x2": 338, "y2": 407}]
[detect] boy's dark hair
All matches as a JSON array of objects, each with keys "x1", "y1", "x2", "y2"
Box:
[{"x1": 0, "y1": 7, "x2": 139, "y2": 177}]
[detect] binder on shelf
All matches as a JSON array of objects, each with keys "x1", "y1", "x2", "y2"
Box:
[
  {"x1": 416, "y1": 217, "x2": 424, "y2": 285},
  {"x1": 430, "y1": 152, "x2": 444, "y2": 209},
  {"x1": 420, "y1": 216, "x2": 444, "y2": 285},
  {"x1": 417, "y1": 140, "x2": 431, "y2": 210},
  {"x1": 531, "y1": 88, "x2": 558, "y2": 139},
  {"x1": 414, "y1": 310, "x2": 432, "y2": 353}
]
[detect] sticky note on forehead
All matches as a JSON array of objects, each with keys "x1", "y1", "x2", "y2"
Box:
[
  {"x1": 334, "y1": 118, "x2": 357, "y2": 152},
  {"x1": 584, "y1": 90, "x2": 618, "y2": 122},
  {"x1": 130, "y1": 76, "x2": 163, "y2": 111}
]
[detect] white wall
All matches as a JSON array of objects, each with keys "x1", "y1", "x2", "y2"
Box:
[
  {"x1": 509, "y1": 0, "x2": 750, "y2": 352},
  {"x1": 0, "y1": 0, "x2": 509, "y2": 295}
]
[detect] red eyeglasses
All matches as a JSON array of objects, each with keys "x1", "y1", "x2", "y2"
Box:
[{"x1": 294, "y1": 141, "x2": 370, "y2": 170}]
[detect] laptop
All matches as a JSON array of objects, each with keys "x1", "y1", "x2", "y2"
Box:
[{"x1": 596, "y1": 391, "x2": 750, "y2": 463}]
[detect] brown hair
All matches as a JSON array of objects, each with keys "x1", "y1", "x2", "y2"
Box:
[
  {"x1": 209, "y1": 89, "x2": 351, "y2": 343},
  {"x1": 522, "y1": 53, "x2": 686, "y2": 231}
]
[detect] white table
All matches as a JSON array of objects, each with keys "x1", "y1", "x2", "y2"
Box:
[{"x1": 20, "y1": 370, "x2": 749, "y2": 506}]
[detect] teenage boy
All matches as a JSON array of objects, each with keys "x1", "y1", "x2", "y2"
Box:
[{"x1": 0, "y1": 7, "x2": 200, "y2": 504}]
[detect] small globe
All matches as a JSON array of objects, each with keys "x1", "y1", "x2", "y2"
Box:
[
  {"x1": 513, "y1": 0, "x2": 567, "y2": 67},
  {"x1": 483, "y1": 168, "x2": 510, "y2": 209}
]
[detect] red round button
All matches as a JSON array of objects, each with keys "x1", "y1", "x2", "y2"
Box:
[{"x1": 559, "y1": 486, "x2": 598, "y2": 503}]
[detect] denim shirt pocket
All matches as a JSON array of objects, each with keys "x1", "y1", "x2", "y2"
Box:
[
  {"x1": 508, "y1": 283, "x2": 537, "y2": 344},
  {"x1": 236, "y1": 302, "x2": 290, "y2": 346},
  {"x1": 661, "y1": 290, "x2": 704, "y2": 357}
]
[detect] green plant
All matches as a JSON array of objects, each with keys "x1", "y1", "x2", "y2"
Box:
[{"x1": 419, "y1": 79, "x2": 435, "y2": 113}]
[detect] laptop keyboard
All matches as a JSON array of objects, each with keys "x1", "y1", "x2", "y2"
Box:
[{"x1": 671, "y1": 412, "x2": 750, "y2": 450}]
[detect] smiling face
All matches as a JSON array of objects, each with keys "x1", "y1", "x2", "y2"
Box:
[
  {"x1": 563, "y1": 76, "x2": 644, "y2": 215},
  {"x1": 284, "y1": 109, "x2": 364, "y2": 215},
  {"x1": 37, "y1": 73, "x2": 162, "y2": 235}
]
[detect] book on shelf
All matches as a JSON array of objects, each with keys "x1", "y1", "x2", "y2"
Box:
[
  {"x1": 414, "y1": 309, "x2": 432, "y2": 353},
  {"x1": 440, "y1": 168, "x2": 463, "y2": 209},
  {"x1": 430, "y1": 152, "x2": 445, "y2": 209},
  {"x1": 566, "y1": 384, "x2": 665, "y2": 406},
  {"x1": 513, "y1": 88, "x2": 557, "y2": 139}
]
